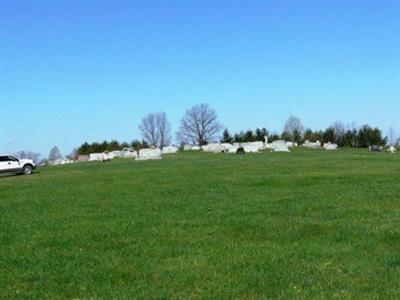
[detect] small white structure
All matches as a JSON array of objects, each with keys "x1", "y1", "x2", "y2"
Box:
[
  {"x1": 137, "y1": 148, "x2": 162, "y2": 160},
  {"x1": 202, "y1": 143, "x2": 221, "y2": 153},
  {"x1": 202, "y1": 143, "x2": 236, "y2": 153},
  {"x1": 89, "y1": 152, "x2": 114, "y2": 161},
  {"x1": 388, "y1": 146, "x2": 397, "y2": 153},
  {"x1": 323, "y1": 142, "x2": 338, "y2": 150},
  {"x1": 272, "y1": 144, "x2": 290, "y2": 152},
  {"x1": 49, "y1": 158, "x2": 74, "y2": 166},
  {"x1": 239, "y1": 142, "x2": 264, "y2": 151},
  {"x1": 221, "y1": 143, "x2": 238, "y2": 153},
  {"x1": 243, "y1": 145, "x2": 259, "y2": 153},
  {"x1": 108, "y1": 151, "x2": 121, "y2": 159},
  {"x1": 162, "y1": 146, "x2": 179, "y2": 154},
  {"x1": 228, "y1": 146, "x2": 238, "y2": 153},
  {"x1": 118, "y1": 148, "x2": 138, "y2": 158},
  {"x1": 183, "y1": 144, "x2": 200, "y2": 151},
  {"x1": 266, "y1": 140, "x2": 292, "y2": 152},
  {"x1": 249, "y1": 141, "x2": 265, "y2": 151},
  {"x1": 89, "y1": 153, "x2": 104, "y2": 161},
  {"x1": 303, "y1": 140, "x2": 321, "y2": 149}
]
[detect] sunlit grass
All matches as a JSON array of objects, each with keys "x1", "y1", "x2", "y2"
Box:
[{"x1": 1, "y1": 149, "x2": 399, "y2": 298}]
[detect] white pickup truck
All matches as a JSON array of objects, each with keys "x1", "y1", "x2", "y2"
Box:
[{"x1": 0, "y1": 154, "x2": 36, "y2": 175}]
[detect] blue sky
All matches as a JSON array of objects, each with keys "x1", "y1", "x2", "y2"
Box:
[{"x1": 1, "y1": 1, "x2": 399, "y2": 155}]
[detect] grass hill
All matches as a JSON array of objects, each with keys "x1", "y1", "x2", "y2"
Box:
[{"x1": 1, "y1": 149, "x2": 399, "y2": 298}]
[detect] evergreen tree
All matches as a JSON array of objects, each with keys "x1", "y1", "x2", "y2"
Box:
[
  {"x1": 221, "y1": 128, "x2": 234, "y2": 143},
  {"x1": 322, "y1": 127, "x2": 335, "y2": 143}
]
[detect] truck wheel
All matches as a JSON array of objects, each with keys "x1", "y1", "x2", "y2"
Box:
[{"x1": 22, "y1": 165, "x2": 33, "y2": 175}]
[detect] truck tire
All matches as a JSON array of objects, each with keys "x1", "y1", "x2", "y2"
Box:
[{"x1": 22, "y1": 164, "x2": 33, "y2": 175}]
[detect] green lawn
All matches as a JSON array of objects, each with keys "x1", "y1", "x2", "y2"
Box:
[{"x1": 1, "y1": 149, "x2": 399, "y2": 299}]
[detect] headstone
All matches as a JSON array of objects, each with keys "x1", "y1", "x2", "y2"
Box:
[
  {"x1": 119, "y1": 148, "x2": 138, "y2": 158},
  {"x1": 369, "y1": 145, "x2": 383, "y2": 152},
  {"x1": 303, "y1": 140, "x2": 321, "y2": 149},
  {"x1": 272, "y1": 144, "x2": 290, "y2": 152},
  {"x1": 242, "y1": 145, "x2": 259, "y2": 153},
  {"x1": 137, "y1": 148, "x2": 162, "y2": 160},
  {"x1": 323, "y1": 142, "x2": 338, "y2": 150},
  {"x1": 89, "y1": 153, "x2": 104, "y2": 161},
  {"x1": 267, "y1": 140, "x2": 292, "y2": 152},
  {"x1": 202, "y1": 143, "x2": 221, "y2": 153},
  {"x1": 236, "y1": 147, "x2": 245, "y2": 154},
  {"x1": 76, "y1": 155, "x2": 89, "y2": 162},
  {"x1": 162, "y1": 146, "x2": 179, "y2": 154},
  {"x1": 184, "y1": 145, "x2": 200, "y2": 151}
]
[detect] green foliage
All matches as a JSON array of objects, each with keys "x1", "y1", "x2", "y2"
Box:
[
  {"x1": 304, "y1": 128, "x2": 323, "y2": 142},
  {"x1": 131, "y1": 139, "x2": 149, "y2": 151},
  {"x1": 1, "y1": 149, "x2": 399, "y2": 298},
  {"x1": 76, "y1": 140, "x2": 138, "y2": 155},
  {"x1": 244, "y1": 130, "x2": 255, "y2": 142},
  {"x1": 357, "y1": 125, "x2": 387, "y2": 147},
  {"x1": 255, "y1": 128, "x2": 268, "y2": 141},
  {"x1": 221, "y1": 128, "x2": 234, "y2": 143},
  {"x1": 344, "y1": 128, "x2": 358, "y2": 147},
  {"x1": 322, "y1": 127, "x2": 335, "y2": 144},
  {"x1": 231, "y1": 128, "x2": 268, "y2": 143}
]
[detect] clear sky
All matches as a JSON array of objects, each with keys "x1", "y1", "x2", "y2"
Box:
[{"x1": 1, "y1": 1, "x2": 399, "y2": 155}]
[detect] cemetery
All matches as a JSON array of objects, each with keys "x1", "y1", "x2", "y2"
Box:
[{"x1": 3, "y1": 1, "x2": 398, "y2": 298}]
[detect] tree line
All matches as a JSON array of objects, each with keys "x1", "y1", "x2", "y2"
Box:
[
  {"x1": 73, "y1": 105, "x2": 393, "y2": 157},
  {"x1": 14, "y1": 103, "x2": 396, "y2": 163}
]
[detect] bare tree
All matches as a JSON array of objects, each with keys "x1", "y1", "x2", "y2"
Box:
[
  {"x1": 157, "y1": 112, "x2": 171, "y2": 148},
  {"x1": 283, "y1": 115, "x2": 304, "y2": 143},
  {"x1": 139, "y1": 112, "x2": 171, "y2": 148},
  {"x1": 346, "y1": 122, "x2": 358, "y2": 148},
  {"x1": 176, "y1": 103, "x2": 222, "y2": 145},
  {"x1": 387, "y1": 127, "x2": 397, "y2": 146},
  {"x1": 139, "y1": 113, "x2": 158, "y2": 147},
  {"x1": 332, "y1": 121, "x2": 345, "y2": 145},
  {"x1": 14, "y1": 150, "x2": 41, "y2": 164},
  {"x1": 48, "y1": 146, "x2": 63, "y2": 162}
]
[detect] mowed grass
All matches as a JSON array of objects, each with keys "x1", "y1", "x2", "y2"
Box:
[{"x1": 1, "y1": 149, "x2": 400, "y2": 299}]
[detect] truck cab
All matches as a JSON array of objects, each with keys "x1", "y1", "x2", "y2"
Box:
[{"x1": 0, "y1": 154, "x2": 36, "y2": 175}]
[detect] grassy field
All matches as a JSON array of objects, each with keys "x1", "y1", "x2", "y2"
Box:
[{"x1": 1, "y1": 149, "x2": 399, "y2": 299}]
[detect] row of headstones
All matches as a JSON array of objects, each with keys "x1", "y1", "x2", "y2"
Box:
[
  {"x1": 302, "y1": 140, "x2": 338, "y2": 150},
  {"x1": 184, "y1": 140, "x2": 293, "y2": 153},
  {"x1": 88, "y1": 146, "x2": 179, "y2": 162},
  {"x1": 86, "y1": 140, "x2": 397, "y2": 162},
  {"x1": 185, "y1": 139, "x2": 338, "y2": 154},
  {"x1": 369, "y1": 145, "x2": 397, "y2": 153}
]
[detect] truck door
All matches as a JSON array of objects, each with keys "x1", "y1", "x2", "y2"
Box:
[{"x1": 6, "y1": 156, "x2": 21, "y2": 171}]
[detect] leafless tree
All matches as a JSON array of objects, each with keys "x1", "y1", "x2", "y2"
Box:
[
  {"x1": 332, "y1": 121, "x2": 345, "y2": 145},
  {"x1": 14, "y1": 150, "x2": 41, "y2": 164},
  {"x1": 139, "y1": 111, "x2": 171, "y2": 148},
  {"x1": 48, "y1": 146, "x2": 63, "y2": 162},
  {"x1": 66, "y1": 148, "x2": 78, "y2": 160},
  {"x1": 139, "y1": 113, "x2": 159, "y2": 147},
  {"x1": 387, "y1": 127, "x2": 397, "y2": 146},
  {"x1": 176, "y1": 103, "x2": 222, "y2": 145},
  {"x1": 283, "y1": 115, "x2": 304, "y2": 143},
  {"x1": 346, "y1": 122, "x2": 358, "y2": 148},
  {"x1": 157, "y1": 112, "x2": 171, "y2": 148}
]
